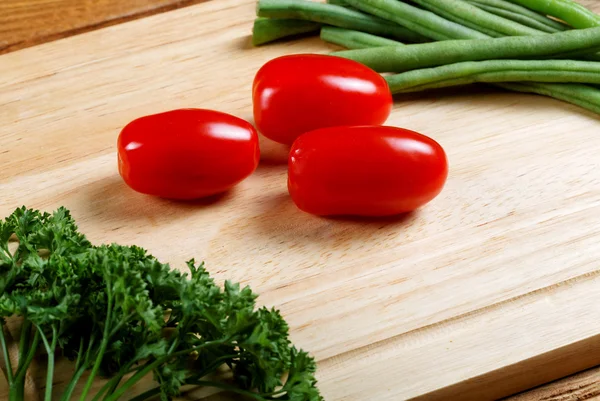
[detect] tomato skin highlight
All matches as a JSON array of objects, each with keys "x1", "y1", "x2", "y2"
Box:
[
  {"x1": 253, "y1": 54, "x2": 393, "y2": 145},
  {"x1": 118, "y1": 109, "x2": 260, "y2": 200},
  {"x1": 288, "y1": 126, "x2": 448, "y2": 217}
]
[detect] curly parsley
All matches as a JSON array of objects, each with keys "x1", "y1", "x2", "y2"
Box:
[{"x1": 0, "y1": 207, "x2": 322, "y2": 401}]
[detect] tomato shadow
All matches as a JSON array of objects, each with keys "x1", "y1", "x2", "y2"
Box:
[
  {"x1": 391, "y1": 84, "x2": 494, "y2": 103},
  {"x1": 324, "y1": 211, "x2": 416, "y2": 224},
  {"x1": 80, "y1": 174, "x2": 234, "y2": 225},
  {"x1": 235, "y1": 35, "x2": 254, "y2": 50},
  {"x1": 239, "y1": 32, "x2": 322, "y2": 51},
  {"x1": 242, "y1": 114, "x2": 289, "y2": 168},
  {"x1": 257, "y1": 133, "x2": 290, "y2": 167},
  {"x1": 247, "y1": 192, "x2": 419, "y2": 247}
]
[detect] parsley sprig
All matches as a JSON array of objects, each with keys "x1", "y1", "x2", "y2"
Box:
[{"x1": 0, "y1": 207, "x2": 322, "y2": 401}]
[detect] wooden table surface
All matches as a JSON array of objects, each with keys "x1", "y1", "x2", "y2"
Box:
[{"x1": 1, "y1": 1, "x2": 600, "y2": 400}]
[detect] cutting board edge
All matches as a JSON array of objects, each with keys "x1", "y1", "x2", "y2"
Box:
[{"x1": 411, "y1": 332, "x2": 600, "y2": 401}]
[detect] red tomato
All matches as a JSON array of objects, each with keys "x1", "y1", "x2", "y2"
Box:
[
  {"x1": 288, "y1": 126, "x2": 448, "y2": 216},
  {"x1": 118, "y1": 109, "x2": 260, "y2": 200},
  {"x1": 253, "y1": 54, "x2": 393, "y2": 145}
]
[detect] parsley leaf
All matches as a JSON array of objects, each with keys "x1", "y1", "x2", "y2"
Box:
[{"x1": 0, "y1": 207, "x2": 323, "y2": 401}]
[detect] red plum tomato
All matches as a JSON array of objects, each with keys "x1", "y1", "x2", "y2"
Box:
[
  {"x1": 118, "y1": 109, "x2": 260, "y2": 200},
  {"x1": 288, "y1": 126, "x2": 448, "y2": 216},
  {"x1": 253, "y1": 54, "x2": 393, "y2": 145}
]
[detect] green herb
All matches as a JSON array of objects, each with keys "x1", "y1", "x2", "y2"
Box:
[{"x1": 0, "y1": 207, "x2": 322, "y2": 401}]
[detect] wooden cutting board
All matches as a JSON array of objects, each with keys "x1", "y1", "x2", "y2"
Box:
[{"x1": 2, "y1": 0, "x2": 600, "y2": 399}]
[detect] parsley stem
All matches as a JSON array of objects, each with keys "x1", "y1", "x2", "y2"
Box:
[
  {"x1": 108, "y1": 313, "x2": 135, "y2": 339},
  {"x1": 167, "y1": 336, "x2": 179, "y2": 355},
  {"x1": 84, "y1": 331, "x2": 98, "y2": 367},
  {"x1": 0, "y1": 324, "x2": 14, "y2": 385},
  {"x1": 12, "y1": 328, "x2": 40, "y2": 385},
  {"x1": 59, "y1": 338, "x2": 88, "y2": 401},
  {"x1": 105, "y1": 376, "x2": 123, "y2": 397},
  {"x1": 186, "y1": 354, "x2": 241, "y2": 381},
  {"x1": 37, "y1": 325, "x2": 57, "y2": 401},
  {"x1": 125, "y1": 353, "x2": 240, "y2": 401},
  {"x1": 59, "y1": 364, "x2": 87, "y2": 401},
  {"x1": 185, "y1": 380, "x2": 267, "y2": 401},
  {"x1": 91, "y1": 367, "x2": 128, "y2": 401},
  {"x1": 79, "y1": 291, "x2": 114, "y2": 401},
  {"x1": 126, "y1": 387, "x2": 161, "y2": 401},
  {"x1": 74, "y1": 336, "x2": 85, "y2": 371},
  {"x1": 16, "y1": 320, "x2": 31, "y2": 374},
  {"x1": 104, "y1": 338, "x2": 231, "y2": 401}
]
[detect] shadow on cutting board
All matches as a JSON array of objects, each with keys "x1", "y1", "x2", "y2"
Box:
[
  {"x1": 244, "y1": 191, "x2": 417, "y2": 245},
  {"x1": 81, "y1": 174, "x2": 234, "y2": 224},
  {"x1": 393, "y1": 84, "x2": 600, "y2": 121}
]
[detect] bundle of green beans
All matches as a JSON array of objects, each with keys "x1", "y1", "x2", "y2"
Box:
[{"x1": 252, "y1": 0, "x2": 600, "y2": 115}]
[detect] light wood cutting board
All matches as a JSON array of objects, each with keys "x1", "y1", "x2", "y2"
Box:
[{"x1": 1, "y1": 1, "x2": 600, "y2": 399}]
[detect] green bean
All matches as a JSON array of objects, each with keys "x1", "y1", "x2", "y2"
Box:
[
  {"x1": 465, "y1": 0, "x2": 570, "y2": 31},
  {"x1": 333, "y1": 27, "x2": 600, "y2": 72},
  {"x1": 386, "y1": 59, "x2": 600, "y2": 93},
  {"x1": 326, "y1": 0, "x2": 350, "y2": 6},
  {"x1": 468, "y1": 3, "x2": 562, "y2": 33},
  {"x1": 505, "y1": 0, "x2": 600, "y2": 29},
  {"x1": 422, "y1": 0, "x2": 600, "y2": 62},
  {"x1": 252, "y1": 17, "x2": 320, "y2": 46},
  {"x1": 321, "y1": 26, "x2": 403, "y2": 49},
  {"x1": 320, "y1": 1, "x2": 600, "y2": 115},
  {"x1": 496, "y1": 82, "x2": 600, "y2": 114},
  {"x1": 410, "y1": 0, "x2": 541, "y2": 37},
  {"x1": 256, "y1": 0, "x2": 429, "y2": 43},
  {"x1": 323, "y1": 23, "x2": 600, "y2": 116},
  {"x1": 342, "y1": 0, "x2": 489, "y2": 40}
]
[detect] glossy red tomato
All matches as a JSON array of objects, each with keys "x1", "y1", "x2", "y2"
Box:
[
  {"x1": 288, "y1": 126, "x2": 448, "y2": 216},
  {"x1": 118, "y1": 109, "x2": 260, "y2": 200},
  {"x1": 253, "y1": 54, "x2": 393, "y2": 145}
]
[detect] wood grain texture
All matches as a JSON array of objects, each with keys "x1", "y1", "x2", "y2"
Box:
[
  {"x1": 0, "y1": 0, "x2": 208, "y2": 54},
  {"x1": 1, "y1": 0, "x2": 600, "y2": 400},
  {"x1": 506, "y1": 366, "x2": 600, "y2": 401}
]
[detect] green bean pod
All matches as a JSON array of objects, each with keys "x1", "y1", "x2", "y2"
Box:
[
  {"x1": 321, "y1": 26, "x2": 403, "y2": 49},
  {"x1": 252, "y1": 18, "x2": 320, "y2": 46},
  {"x1": 333, "y1": 27, "x2": 600, "y2": 72},
  {"x1": 386, "y1": 59, "x2": 600, "y2": 93},
  {"x1": 317, "y1": 0, "x2": 600, "y2": 116},
  {"x1": 497, "y1": 82, "x2": 600, "y2": 114},
  {"x1": 257, "y1": 0, "x2": 429, "y2": 43},
  {"x1": 505, "y1": 0, "x2": 600, "y2": 29},
  {"x1": 469, "y1": 4, "x2": 562, "y2": 33},
  {"x1": 342, "y1": 0, "x2": 489, "y2": 40},
  {"x1": 411, "y1": 0, "x2": 542, "y2": 37},
  {"x1": 466, "y1": 0, "x2": 570, "y2": 32},
  {"x1": 326, "y1": 0, "x2": 350, "y2": 6}
]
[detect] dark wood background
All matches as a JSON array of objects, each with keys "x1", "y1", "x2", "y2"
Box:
[{"x1": 0, "y1": 0, "x2": 206, "y2": 53}]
